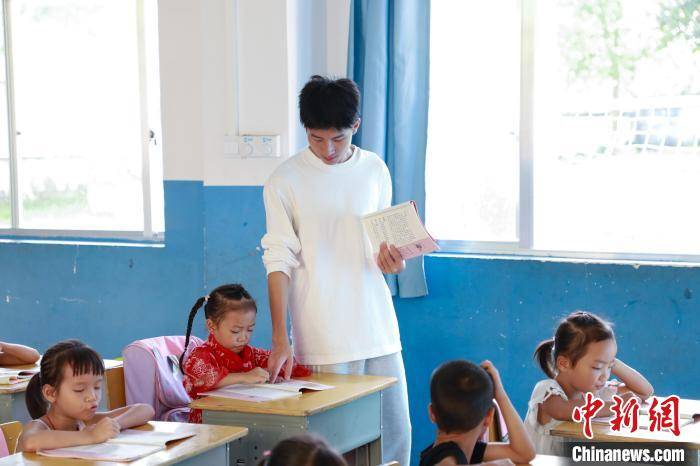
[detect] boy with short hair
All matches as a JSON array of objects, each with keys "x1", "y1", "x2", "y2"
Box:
[{"x1": 421, "y1": 360, "x2": 536, "y2": 466}]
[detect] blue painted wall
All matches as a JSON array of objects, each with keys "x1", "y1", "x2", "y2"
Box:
[
  {"x1": 0, "y1": 181, "x2": 205, "y2": 356},
  {"x1": 1, "y1": 184, "x2": 699, "y2": 466},
  {"x1": 398, "y1": 256, "x2": 700, "y2": 462},
  {"x1": 202, "y1": 186, "x2": 272, "y2": 346}
]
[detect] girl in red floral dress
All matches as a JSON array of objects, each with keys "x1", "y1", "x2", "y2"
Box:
[{"x1": 179, "y1": 283, "x2": 311, "y2": 423}]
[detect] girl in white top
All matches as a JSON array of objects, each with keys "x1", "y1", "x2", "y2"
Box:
[
  {"x1": 18, "y1": 340, "x2": 154, "y2": 452},
  {"x1": 525, "y1": 311, "x2": 655, "y2": 454}
]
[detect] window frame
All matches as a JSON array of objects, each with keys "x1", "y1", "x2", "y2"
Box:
[
  {"x1": 432, "y1": 0, "x2": 700, "y2": 265},
  {"x1": 0, "y1": 0, "x2": 163, "y2": 242}
]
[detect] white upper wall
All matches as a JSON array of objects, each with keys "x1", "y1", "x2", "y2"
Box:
[
  {"x1": 326, "y1": 0, "x2": 351, "y2": 77},
  {"x1": 158, "y1": 0, "x2": 204, "y2": 181},
  {"x1": 158, "y1": 0, "x2": 351, "y2": 185}
]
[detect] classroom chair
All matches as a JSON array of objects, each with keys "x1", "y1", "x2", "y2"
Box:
[
  {"x1": 485, "y1": 401, "x2": 509, "y2": 442},
  {"x1": 0, "y1": 421, "x2": 22, "y2": 456},
  {"x1": 123, "y1": 335, "x2": 203, "y2": 422},
  {"x1": 105, "y1": 364, "x2": 126, "y2": 410}
]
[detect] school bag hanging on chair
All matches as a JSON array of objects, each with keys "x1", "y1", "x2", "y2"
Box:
[{"x1": 123, "y1": 335, "x2": 204, "y2": 422}]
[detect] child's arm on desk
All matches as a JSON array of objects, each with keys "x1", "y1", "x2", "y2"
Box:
[
  {"x1": 183, "y1": 348, "x2": 269, "y2": 396},
  {"x1": 434, "y1": 460, "x2": 515, "y2": 466},
  {"x1": 481, "y1": 361, "x2": 536, "y2": 464},
  {"x1": 215, "y1": 367, "x2": 270, "y2": 386},
  {"x1": 18, "y1": 418, "x2": 119, "y2": 452},
  {"x1": 0, "y1": 341, "x2": 40, "y2": 365},
  {"x1": 539, "y1": 393, "x2": 584, "y2": 423},
  {"x1": 539, "y1": 390, "x2": 640, "y2": 422},
  {"x1": 612, "y1": 358, "x2": 654, "y2": 400},
  {"x1": 90, "y1": 403, "x2": 155, "y2": 430}
]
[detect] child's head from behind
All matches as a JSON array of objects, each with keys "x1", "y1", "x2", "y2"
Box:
[
  {"x1": 429, "y1": 360, "x2": 494, "y2": 435},
  {"x1": 181, "y1": 284, "x2": 257, "y2": 365},
  {"x1": 534, "y1": 310, "x2": 616, "y2": 393},
  {"x1": 260, "y1": 434, "x2": 347, "y2": 466},
  {"x1": 26, "y1": 339, "x2": 105, "y2": 421},
  {"x1": 299, "y1": 75, "x2": 361, "y2": 165}
]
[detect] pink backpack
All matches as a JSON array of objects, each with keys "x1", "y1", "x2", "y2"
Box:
[
  {"x1": 123, "y1": 335, "x2": 203, "y2": 422},
  {"x1": 0, "y1": 434, "x2": 9, "y2": 458}
]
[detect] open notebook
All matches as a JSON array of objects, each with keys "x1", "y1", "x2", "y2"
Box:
[
  {"x1": 640, "y1": 398, "x2": 700, "y2": 420},
  {"x1": 36, "y1": 429, "x2": 195, "y2": 462},
  {"x1": 0, "y1": 368, "x2": 38, "y2": 385},
  {"x1": 593, "y1": 415, "x2": 694, "y2": 430},
  {"x1": 592, "y1": 396, "x2": 700, "y2": 427},
  {"x1": 202, "y1": 379, "x2": 334, "y2": 402}
]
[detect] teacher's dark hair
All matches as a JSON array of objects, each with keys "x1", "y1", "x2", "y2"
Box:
[{"x1": 299, "y1": 75, "x2": 360, "y2": 130}]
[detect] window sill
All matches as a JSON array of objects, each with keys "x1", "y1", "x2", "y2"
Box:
[
  {"x1": 429, "y1": 250, "x2": 700, "y2": 268},
  {"x1": 0, "y1": 231, "x2": 164, "y2": 248}
]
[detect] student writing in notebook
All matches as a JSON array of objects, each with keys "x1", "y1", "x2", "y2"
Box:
[
  {"x1": 180, "y1": 283, "x2": 310, "y2": 423},
  {"x1": 525, "y1": 311, "x2": 654, "y2": 454},
  {"x1": 420, "y1": 360, "x2": 535, "y2": 466},
  {"x1": 18, "y1": 340, "x2": 154, "y2": 452},
  {"x1": 0, "y1": 340, "x2": 40, "y2": 365}
]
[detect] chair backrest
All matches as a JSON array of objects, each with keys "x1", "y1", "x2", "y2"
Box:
[
  {"x1": 0, "y1": 421, "x2": 22, "y2": 456},
  {"x1": 105, "y1": 365, "x2": 126, "y2": 410},
  {"x1": 378, "y1": 462, "x2": 400, "y2": 466},
  {"x1": 488, "y1": 400, "x2": 509, "y2": 442},
  {"x1": 123, "y1": 335, "x2": 203, "y2": 422}
]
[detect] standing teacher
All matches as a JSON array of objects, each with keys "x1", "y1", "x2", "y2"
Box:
[{"x1": 261, "y1": 75, "x2": 411, "y2": 465}]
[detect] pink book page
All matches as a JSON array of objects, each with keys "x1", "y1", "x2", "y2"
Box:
[{"x1": 397, "y1": 237, "x2": 439, "y2": 260}]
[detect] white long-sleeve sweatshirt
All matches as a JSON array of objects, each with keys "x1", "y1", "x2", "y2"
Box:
[{"x1": 261, "y1": 146, "x2": 402, "y2": 365}]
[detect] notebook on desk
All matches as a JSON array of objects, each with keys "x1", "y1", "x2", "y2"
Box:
[
  {"x1": 593, "y1": 415, "x2": 694, "y2": 430},
  {"x1": 639, "y1": 398, "x2": 700, "y2": 420},
  {"x1": 0, "y1": 368, "x2": 38, "y2": 385},
  {"x1": 202, "y1": 379, "x2": 334, "y2": 402},
  {"x1": 36, "y1": 429, "x2": 195, "y2": 462}
]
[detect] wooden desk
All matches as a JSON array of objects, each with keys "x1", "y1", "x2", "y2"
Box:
[
  {"x1": 519, "y1": 455, "x2": 571, "y2": 466},
  {"x1": 552, "y1": 415, "x2": 700, "y2": 466},
  {"x1": 190, "y1": 373, "x2": 396, "y2": 466},
  {"x1": 551, "y1": 417, "x2": 700, "y2": 449},
  {"x1": 642, "y1": 398, "x2": 700, "y2": 421},
  {"x1": 0, "y1": 360, "x2": 123, "y2": 425},
  {"x1": 0, "y1": 421, "x2": 247, "y2": 466}
]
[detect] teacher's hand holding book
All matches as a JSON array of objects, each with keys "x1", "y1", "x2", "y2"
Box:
[{"x1": 377, "y1": 242, "x2": 405, "y2": 274}]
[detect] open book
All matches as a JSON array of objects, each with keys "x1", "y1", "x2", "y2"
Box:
[
  {"x1": 362, "y1": 201, "x2": 438, "y2": 260},
  {"x1": 37, "y1": 429, "x2": 195, "y2": 462},
  {"x1": 202, "y1": 379, "x2": 334, "y2": 402},
  {"x1": 593, "y1": 415, "x2": 694, "y2": 430},
  {"x1": 0, "y1": 367, "x2": 38, "y2": 385},
  {"x1": 640, "y1": 397, "x2": 700, "y2": 420}
]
